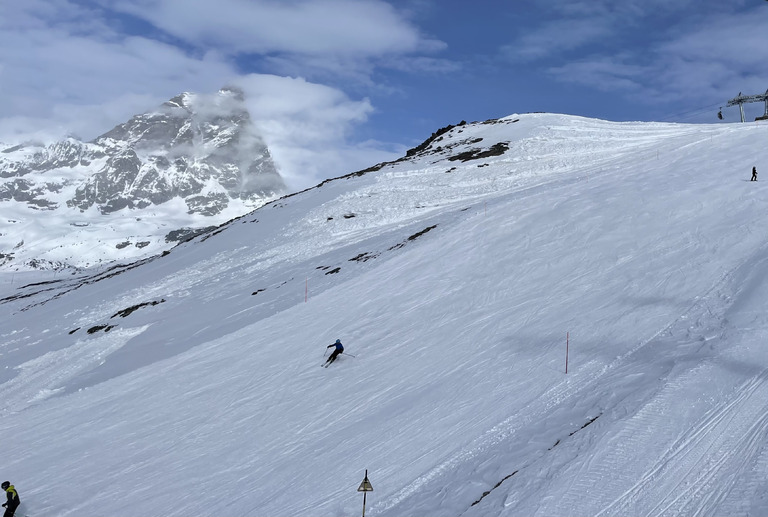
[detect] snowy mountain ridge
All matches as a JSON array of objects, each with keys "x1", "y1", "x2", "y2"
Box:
[
  {"x1": 0, "y1": 87, "x2": 285, "y2": 271},
  {"x1": 1, "y1": 113, "x2": 768, "y2": 516}
]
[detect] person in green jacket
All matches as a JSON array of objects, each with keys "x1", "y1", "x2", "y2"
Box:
[{"x1": 1, "y1": 481, "x2": 19, "y2": 517}]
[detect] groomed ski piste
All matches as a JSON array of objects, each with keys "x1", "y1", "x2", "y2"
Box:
[{"x1": 1, "y1": 113, "x2": 768, "y2": 516}]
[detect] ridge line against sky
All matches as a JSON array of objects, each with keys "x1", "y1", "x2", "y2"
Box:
[{"x1": 1, "y1": 0, "x2": 766, "y2": 190}]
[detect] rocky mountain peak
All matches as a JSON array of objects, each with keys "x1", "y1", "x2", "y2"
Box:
[
  {"x1": 163, "y1": 91, "x2": 195, "y2": 110},
  {"x1": 0, "y1": 87, "x2": 287, "y2": 271},
  {"x1": 71, "y1": 88, "x2": 284, "y2": 215}
]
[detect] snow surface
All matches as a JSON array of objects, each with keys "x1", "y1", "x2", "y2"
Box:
[
  {"x1": 0, "y1": 187, "x2": 268, "y2": 271},
  {"x1": 1, "y1": 113, "x2": 768, "y2": 516}
]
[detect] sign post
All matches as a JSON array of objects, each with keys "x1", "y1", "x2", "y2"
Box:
[{"x1": 357, "y1": 469, "x2": 373, "y2": 517}]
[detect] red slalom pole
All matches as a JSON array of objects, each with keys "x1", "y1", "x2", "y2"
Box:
[{"x1": 565, "y1": 332, "x2": 569, "y2": 374}]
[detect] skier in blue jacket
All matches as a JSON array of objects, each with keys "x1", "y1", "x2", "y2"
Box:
[{"x1": 324, "y1": 339, "x2": 344, "y2": 366}]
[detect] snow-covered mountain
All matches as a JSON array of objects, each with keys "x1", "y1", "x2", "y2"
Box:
[
  {"x1": 0, "y1": 86, "x2": 285, "y2": 271},
  {"x1": 1, "y1": 113, "x2": 768, "y2": 517}
]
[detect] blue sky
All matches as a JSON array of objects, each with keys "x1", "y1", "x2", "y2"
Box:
[{"x1": 1, "y1": 0, "x2": 767, "y2": 188}]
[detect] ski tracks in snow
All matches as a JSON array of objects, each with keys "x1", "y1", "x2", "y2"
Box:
[
  {"x1": 377, "y1": 239, "x2": 766, "y2": 516},
  {"x1": 541, "y1": 244, "x2": 768, "y2": 517},
  {"x1": 0, "y1": 326, "x2": 148, "y2": 414},
  {"x1": 586, "y1": 368, "x2": 768, "y2": 517}
]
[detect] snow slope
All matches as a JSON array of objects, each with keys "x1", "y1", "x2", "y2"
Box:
[{"x1": 1, "y1": 113, "x2": 768, "y2": 516}]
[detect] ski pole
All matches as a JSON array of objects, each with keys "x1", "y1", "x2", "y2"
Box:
[{"x1": 342, "y1": 352, "x2": 356, "y2": 358}]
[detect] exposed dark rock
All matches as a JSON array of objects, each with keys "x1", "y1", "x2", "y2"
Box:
[
  {"x1": 349, "y1": 252, "x2": 379, "y2": 262},
  {"x1": 448, "y1": 142, "x2": 510, "y2": 162},
  {"x1": 0, "y1": 178, "x2": 59, "y2": 208},
  {"x1": 87, "y1": 324, "x2": 116, "y2": 334},
  {"x1": 2, "y1": 144, "x2": 23, "y2": 154},
  {"x1": 470, "y1": 471, "x2": 518, "y2": 507},
  {"x1": 408, "y1": 225, "x2": 437, "y2": 241},
  {"x1": 165, "y1": 227, "x2": 217, "y2": 243},
  {"x1": 471, "y1": 413, "x2": 601, "y2": 509},
  {"x1": 406, "y1": 121, "x2": 467, "y2": 157},
  {"x1": 198, "y1": 228, "x2": 225, "y2": 243},
  {"x1": 111, "y1": 299, "x2": 165, "y2": 318}
]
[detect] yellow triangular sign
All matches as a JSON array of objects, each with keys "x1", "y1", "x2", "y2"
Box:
[{"x1": 357, "y1": 475, "x2": 373, "y2": 492}]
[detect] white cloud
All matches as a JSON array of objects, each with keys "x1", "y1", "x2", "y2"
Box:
[
  {"x1": 546, "y1": 7, "x2": 768, "y2": 110},
  {"x1": 382, "y1": 56, "x2": 463, "y2": 74},
  {"x1": 658, "y1": 14, "x2": 768, "y2": 68},
  {"x1": 234, "y1": 74, "x2": 401, "y2": 190},
  {"x1": 0, "y1": 2, "x2": 237, "y2": 140},
  {"x1": 100, "y1": 0, "x2": 445, "y2": 57},
  {"x1": 548, "y1": 57, "x2": 648, "y2": 93},
  {"x1": 0, "y1": 0, "x2": 420, "y2": 186},
  {"x1": 500, "y1": 1, "x2": 766, "y2": 122},
  {"x1": 522, "y1": 0, "x2": 704, "y2": 19},
  {"x1": 501, "y1": 18, "x2": 613, "y2": 62},
  {"x1": 499, "y1": 0, "x2": 752, "y2": 66}
]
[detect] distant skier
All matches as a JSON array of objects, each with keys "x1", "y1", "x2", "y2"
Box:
[
  {"x1": 324, "y1": 339, "x2": 344, "y2": 367},
  {"x1": 2, "y1": 481, "x2": 19, "y2": 517},
  {"x1": 751, "y1": 166, "x2": 758, "y2": 181}
]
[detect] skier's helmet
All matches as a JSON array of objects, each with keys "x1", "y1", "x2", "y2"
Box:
[
  {"x1": 335, "y1": 339, "x2": 341, "y2": 344},
  {"x1": 1, "y1": 482, "x2": 9, "y2": 490}
]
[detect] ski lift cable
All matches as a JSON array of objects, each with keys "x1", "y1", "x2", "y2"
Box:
[{"x1": 658, "y1": 102, "x2": 723, "y2": 122}]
